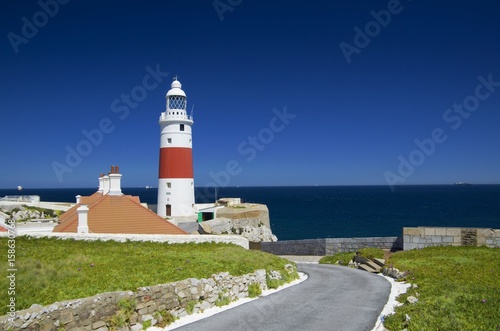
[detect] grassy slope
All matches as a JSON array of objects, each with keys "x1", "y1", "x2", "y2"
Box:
[
  {"x1": 384, "y1": 246, "x2": 500, "y2": 331},
  {"x1": 0, "y1": 237, "x2": 294, "y2": 315}
]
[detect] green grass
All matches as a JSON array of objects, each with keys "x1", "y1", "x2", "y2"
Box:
[
  {"x1": 214, "y1": 291, "x2": 232, "y2": 307},
  {"x1": 319, "y1": 248, "x2": 385, "y2": 265},
  {"x1": 0, "y1": 236, "x2": 295, "y2": 315},
  {"x1": 185, "y1": 300, "x2": 196, "y2": 314},
  {"x1": 384, "y1": 246, "x2": 500, "y2": 331},
  {"x1": 248, "y1": 282, "x2": 262, "y2": 298},
  {"x1": 107, "y1": 298, "x2": 136, "y2": 329}
]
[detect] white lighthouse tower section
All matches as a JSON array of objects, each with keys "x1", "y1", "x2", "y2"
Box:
[{"x1": 157, "y1": 79, "x2": 195, "y2": 218}]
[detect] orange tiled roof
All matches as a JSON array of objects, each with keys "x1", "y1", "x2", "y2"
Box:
[{"x1": 53, "y1": 193, "x2": 187, "y2": 235}]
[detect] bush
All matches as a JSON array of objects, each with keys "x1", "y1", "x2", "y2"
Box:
[
  {"x1": 107, "y1": 298, "x2": 136, "y2": 329},
  {"x1": 155, "y1": 310, "x2": 176, "y2": 327},
  {"x1": 141, "y1": 320, "x2": 152, "y2": 329},
  {"x1": 266, "y1": 278, "x2": 281, "y2": 289},
  {"x1": 215, "y1": 291, "x2": 232, "y2": 307},
  {"x1": 248, "y1": 282, "x2": 262, "y2": 298},
  {"x1": 186, "y1": 300, "x2": 196, "y2": 315}
]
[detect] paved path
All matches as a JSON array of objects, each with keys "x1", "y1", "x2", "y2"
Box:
[{"x1": 174, "y1": 263, "x2": 391, "y2": 331}]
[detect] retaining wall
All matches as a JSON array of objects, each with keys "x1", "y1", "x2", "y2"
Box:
[
  {"x1": 403, "y1": 227, "x2": 500, "y2": 250},
  {"x1": 261, "y1": 237, "x2": 403, "y2": 256},
  {"x1": 0, "y1": 266, "x2": 298, "y2": 331}
]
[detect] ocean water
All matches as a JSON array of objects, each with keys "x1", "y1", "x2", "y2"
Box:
[{"x1": 1, "y1": 185, "x2": 499, "y2": 240}]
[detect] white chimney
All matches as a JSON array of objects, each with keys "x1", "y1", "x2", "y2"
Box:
[
  {"x1": 108, "y1": 165, "x2": 123, "y2": 196},
  {"x1": 77, "y1": 204, "x2": 89, "y2": 234},
  {"x1": 98, "y1": 174, "x2": 104, "y2": 193},
  {"x1": 109, "y1": 174, "x2": 122, "y2": 195},
  {"x1": 102, "y1": 175, "x2": 110, "y2": 195},
  {"x1": 75, "y1": 195, "x2": 81, "y2": 204}
]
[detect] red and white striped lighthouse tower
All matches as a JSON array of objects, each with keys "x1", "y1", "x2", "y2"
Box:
[{"x1": 157, "y1": 78, "x2": 195, "y2": 218}]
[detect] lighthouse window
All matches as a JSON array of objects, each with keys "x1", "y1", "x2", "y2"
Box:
[
  {"x1": 167, "y1": 182, "x2": 171, "y2": 188},
  {"x1": 167, "y1": 138, "x2": 172, "y2": 144},
  {"x1": 180, "y1": 124, "x2": 185, "y2": 131},
  {"x1": 168, "y1": 96, "x2": 186, "y2": 110}
]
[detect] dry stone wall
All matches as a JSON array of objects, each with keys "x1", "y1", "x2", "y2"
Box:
[{"x1": 0, "y1": 269, "x2": 278, "y2": 331}]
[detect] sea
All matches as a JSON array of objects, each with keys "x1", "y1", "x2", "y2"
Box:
[{"x1": 1, "y1": 185, "x2": 499, "y2": 240}]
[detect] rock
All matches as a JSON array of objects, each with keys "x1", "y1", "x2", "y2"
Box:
[
  {"x1": 131, "y1": 324, "x2": 143, "y2": 331},
  {"x1": 199, "y1": 222, "x2": 213, "y2": 234},
  {"x1": 407, "y1": 296, "x2": 418, "y2": 304},
  {"x1": 141, "y1": 314, "x2": 157, "y2": 326},
  {"x1": 382, "y1": 267, "x2": 405, "y2": 279},
  {"x1": 92, "y1": 321, "x2": 106, "y2": 329},
  {"x1": 199, "y1": 301, "x2": 212, "y2": 311}
]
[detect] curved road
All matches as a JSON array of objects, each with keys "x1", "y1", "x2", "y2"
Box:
[{"x1": 174, "y1": 263, "x2": 391, "y2": 331}]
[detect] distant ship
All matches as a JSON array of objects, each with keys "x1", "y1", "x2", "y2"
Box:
[
  {"x1": 145, "y1": 186, "x2": 151, "y2": 190},
  {"x1": 455, "y1": 182, "x2": 472, "y2": 186},
  {"x1": 17, "y1": 185, "x2": 23, "y2": 191}
]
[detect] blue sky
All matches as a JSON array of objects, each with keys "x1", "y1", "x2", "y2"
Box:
[{"x1": 1, "y1": 0, "x2": 499, "y2": 189}]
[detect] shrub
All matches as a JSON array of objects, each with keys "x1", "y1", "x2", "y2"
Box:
[
  {"x1": 141, "y1": 320, "x2": 152, "y2": 329},
  {"x1": 117, "y1": 297, "x2": 136, "y2": 316},
  {"x1": 108, "y1": 298, "x2": 136, "y2": 329},
  {"x1": 155, "y1": 310, "x2": 176, "y2": 327},
  {"x1": 215, "y1": 291, "x2": 232, "y2": 307},
  {"x1": 248, "y1": 282, "x2": 262, "y2": 298},
  {"x1": 186, "y1": 300, "x2": 196, "y2": 315}
]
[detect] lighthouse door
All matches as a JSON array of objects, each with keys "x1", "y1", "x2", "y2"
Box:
[{"x1": 166, "y1": 204, "x2": 172, "y2": 216}]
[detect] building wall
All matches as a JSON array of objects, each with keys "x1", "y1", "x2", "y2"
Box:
[
  {"x1": 261, "y1": 237, "x2": 403, "y2": 256},
  {"x1": 403, "y1": 227, "x2": 500, "y2": 250}
]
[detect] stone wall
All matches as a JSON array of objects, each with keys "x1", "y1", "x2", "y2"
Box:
[
  {"x1": 261, "y1": 237, "x2": 403, "y2": 256},
  {"x1": 403, "y1": 227, "x2": 500, "y2": 250},
  {"x1": 0, "y1": 267, "x2": 291, "y2": 331}
]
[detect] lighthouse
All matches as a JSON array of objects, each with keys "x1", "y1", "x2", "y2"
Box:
[{"x1": 157, "y1": 78, "x2": 195, "y2": 218}]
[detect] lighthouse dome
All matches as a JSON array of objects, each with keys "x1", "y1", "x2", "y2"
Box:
[{"x1": 166, "y1": 78, "x2": 186, "y2": 97}]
